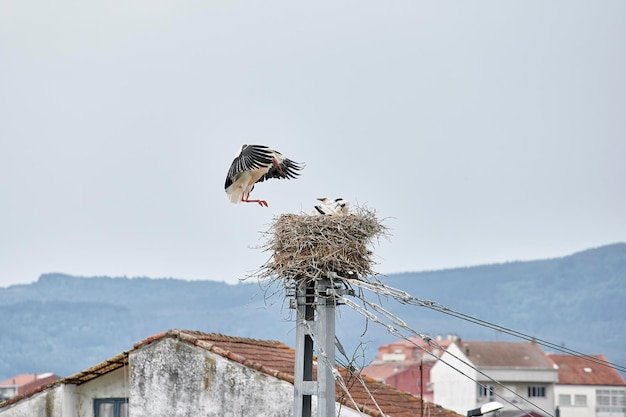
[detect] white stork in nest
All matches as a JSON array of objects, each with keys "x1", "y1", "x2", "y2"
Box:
[
  {"x1": 225, "y1": 144, "x2": 304, "y2": 207},
  {"x1": 313, "y1": 197, "x2": 350, "y2": 215}
]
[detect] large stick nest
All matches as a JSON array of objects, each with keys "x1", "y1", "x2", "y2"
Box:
[{"x1": 254, "y1": 206, "x2": 388, "y2": 285}]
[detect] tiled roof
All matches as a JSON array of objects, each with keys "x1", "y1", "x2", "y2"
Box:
[
  {"x1": 0, "y1": 374, "x2": 53, "y2": 387},
  {"x1": 458, "y1": 341, "x2": 554, "y2": 368},
  {"x1": 1, "y1": 330, "x2": 461, "y2": 417},
  {"x1": 380, "y1": 336, "x2": 457, "y2": 350},
  {"x1": 0, "y1": 373, "x2": 59, "y2": 400},
  {"x1": 380, "y1": 337, "x2": 430, "y2": 349},
  {"x1": 363, "y1": 362, "x2": 412, "y2": 381},
  {"x1": 0, "y1": 354, "x2": 128, "y2": 408},
  {"x1": 135, "y1": 330, "x2": 462, "y2": 417},
  {"x1": 362, "y1": 360, "x2": 434, "y2": 381},
  {"x1": 61, "y1": 352, "x2": 128, "y2": 385},
  {"x1": 135, "y1": 330, "x2": 296, "y2": 383},
  {"x1": 548, "y1": 354, "x2": 626, "y2": 386},
  {"x1": 15, "y1": 374, "x2": 58, "y2": 396},
  {"x1": 376, "y1": 336, "x2": 456, "y2": 362}
]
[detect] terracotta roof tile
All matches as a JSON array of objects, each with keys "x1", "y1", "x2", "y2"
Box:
[
  {"x1": 362, "y1": 362, "x2": 411, "y2": 381},
  {"x1": 133, "y1": 330, "x2": 462, "y2": 417},
  {"x1": 0, "y1": 354, "x2": 128, "y2": 408},
  {"x1": 16, "y1": 374, "x2": 58, "y2": 396},
  {"x1": 548, "y1": 354, "x2": 626, "y2": 386},
  {"x1": 0, "y1": 374, "x2": 49, "y2": 387},
  {"x1": 3, "y1": 330, "x2": 462, "y2": 417},
  {"x1": 458, "y1": 341, "x2": 554, "y2": 368},
  {"x1": 380, "y1": 336, "x2": 456, "y2": 350}
]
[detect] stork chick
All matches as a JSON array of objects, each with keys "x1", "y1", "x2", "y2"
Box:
[{"x1": 313, "y1": 197, "x2": 350, "y2": 215}]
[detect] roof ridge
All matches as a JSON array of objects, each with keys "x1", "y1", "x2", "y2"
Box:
[
  {"x1": 4, "y1": 330, "x2": 463, "y2": 417},
  {"x1": 132, "y1": 329, "x2": 292, "y2": 350},
  {"x1": 548, "y1": 353, "x2": 604, "y2": 358},
  {"x1": 141, "y1": 330, "x2": 446, "y2": 417},
  {"x1": 178, "y1": 329, "x2": 292, "y2": 348}
]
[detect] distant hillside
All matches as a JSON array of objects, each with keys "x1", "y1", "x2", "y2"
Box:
[{"x1": 1, "y1": 243, "x2": 625, "y2": 380}]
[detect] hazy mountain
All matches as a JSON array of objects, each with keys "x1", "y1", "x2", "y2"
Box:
[{"x1": 1, "y1": 243, "x2": 624, "y2": 381}]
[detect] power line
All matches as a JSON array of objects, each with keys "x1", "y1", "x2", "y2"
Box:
[
  {"x1": 345, "y1": 278, "x2": 626, "y2": 373},
  {"x1": 340, "y1": 295, "x2": 554, "y2": 417},
  {"x1": 423, "y1": 303, "x2": 626, "y2": 372},
  {"x1": 303, "y1": 320, "x2": 381, "y2": 417}
]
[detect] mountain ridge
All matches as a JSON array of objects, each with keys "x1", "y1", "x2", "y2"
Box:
[{"x1": 1, "y1": 242, "x2": 624, "y2": 381}]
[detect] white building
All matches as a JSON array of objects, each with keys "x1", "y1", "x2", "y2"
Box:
[
  {"x1": 0, "y1": 374, "x2": 58, "y2": 401},
  {"x1": 0, "y1": 329, "x2": 462, "y2": 417},
  {"x1": 431, "y1": 340, "x2": 558, "y2": 416},
  {"x1": 549, "y1": 353, "x2": 626, "y2": 417}
]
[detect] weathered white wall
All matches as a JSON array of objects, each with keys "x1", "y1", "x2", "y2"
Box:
[
  {"x1": 431, "y1": 343, "x2": 477, "y2": 415},
  {"x1": 0, "y1": 367, "x2": 129, "y2": 417},
  {"x1": 130, "y1": 337, "x2": 370, "y2": 417},
  {"x1": 483, "y1": 368, "x2": 558, "y2": 383},
  {"x1": 73, "y1": 367, "x2": 130, "y2": 417},
  {"x1": 553, "y1": 384, "x2": 595, "y2": 417},
  {"x1": 130, "y1": 337, "x2": 294, "y2": 417},
  {"x1": 1, "y1": 338, "x2": 371, "y2": 417},
  {"x1": 61, "y1": 385, "x2": 76, "y2": 417},
  {"x1": 477, "y1": 367, "x2": 556, "y2": 413},
  {"x1": 0, "y1": 385, "x2": 62, "y2": 417}
]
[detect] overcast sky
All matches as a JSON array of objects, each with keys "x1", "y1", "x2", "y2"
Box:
[{"x1": 1, "y1": 1, "x2": 625, "y2": 288}]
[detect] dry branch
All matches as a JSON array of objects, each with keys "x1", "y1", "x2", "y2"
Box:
[{"x1": 252, "y1": 206, "x2": 388, "y2": 287}]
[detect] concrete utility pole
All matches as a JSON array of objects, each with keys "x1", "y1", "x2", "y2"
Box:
[
  {"x1": 263, "y1": 207, "x2": 385, "y2": 417},
  {"x1": 292, "y1": 277, "x2": 337, "y2": 417}
]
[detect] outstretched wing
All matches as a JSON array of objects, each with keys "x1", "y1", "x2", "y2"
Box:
[
  {"x1": 225, "y1": 145, "x2": 274, "y2": 189},
  {"x1": 258, "y1": 158, "x2": 304, "y2": 183}
]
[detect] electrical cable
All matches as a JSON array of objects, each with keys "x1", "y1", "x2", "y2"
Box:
[
  {"x1": 302, "y1": 321, "x2": 377, "y2": 417},
  {"x1": 341, "y1": 295, "x2": 554, "y2": 417},
  {"x1": 291, "y1": 276, "x2": 620, "y2": 417},
  {"x1": 344, "y1": 278, "x2": 626, "y2": 373}
]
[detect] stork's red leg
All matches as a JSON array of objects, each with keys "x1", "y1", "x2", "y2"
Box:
[
  {"x1": 241, "y1": 193, "x2": 268, "y2": 207},
  {"x1": 243, "y1": 199, "x2": 268, "y2": 207}
]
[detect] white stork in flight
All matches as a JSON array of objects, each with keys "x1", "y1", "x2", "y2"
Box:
[{"x1": 225, "y1": 144, "x2": 304, "y2": 207}]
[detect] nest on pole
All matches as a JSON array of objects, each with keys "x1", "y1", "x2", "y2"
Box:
[{"x1": 254, "y1": 206, "x2": 388, "y2": 288}]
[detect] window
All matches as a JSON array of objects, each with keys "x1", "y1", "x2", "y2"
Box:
[
  {"x1": 94, "y1": 398, "x2": 128, "y2": 417},
  {"x1": 0, "y1": 387, "x2": 17, "y2": 401},
  {"x1": 528, "y1": 386, "x2": 546, "y2": 398},
  {"x1": 597, "y1": 389, "x2": 626, "y2": 413},
  {"x1": 559, "y1": 394, "x2": 571, "y2": 406},
  {"x1": 479, "y1": 385, "x2": 494, "y2": 398},
  {"x1": 574, "y1": 394, "x2": 587, "y2": 407}
]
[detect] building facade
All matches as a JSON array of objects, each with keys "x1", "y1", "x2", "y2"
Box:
[
  {"x1": 430, "y1": 340, "x2": 558, "y2": 416},
  {"x1": 362, "y1": 334, "x2": 457, "y2": 401},
  {"x1": 549, "y1": 354, "x2": 626, "y2": 417},
  {"x1": 0, "y1": 330, "x2": 462, "y2": 417},
  {"x1": 0, "y1": 374, "x2": 58, "y2": 402}
]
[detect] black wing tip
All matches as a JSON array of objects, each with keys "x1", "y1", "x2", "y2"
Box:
[
  {"x1": 285, "y1": 159, "x2": 305, "y2": 172},
  {"x1": 241, "y1": 144, "x2": 268, "y2": 150}
]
